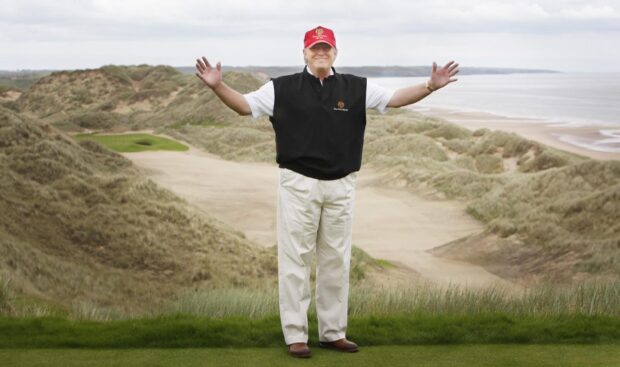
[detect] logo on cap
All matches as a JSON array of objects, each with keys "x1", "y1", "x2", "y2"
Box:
[{"x1": 304, "y1": 25, "x2": 336, "y2": 49}]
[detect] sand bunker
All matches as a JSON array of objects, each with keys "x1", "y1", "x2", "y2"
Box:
[{"x1": 124, "y1": 140, "x2": 514, "y2": 289}]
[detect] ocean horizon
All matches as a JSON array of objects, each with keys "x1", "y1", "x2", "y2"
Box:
[
  {"x1": 369, "y1": 73, "x2": 620, "y2": 127},
  {"x1": 369, "y1": 73, "x2": 620, "y2": 154}
]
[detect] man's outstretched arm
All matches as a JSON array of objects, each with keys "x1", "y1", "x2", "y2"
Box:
[
  {"x1": 387, "y1": 61, "x2": 459, "y2": 108},
  {"x1": 195, "y1": 56, "x2": 252, "y2": 116}
]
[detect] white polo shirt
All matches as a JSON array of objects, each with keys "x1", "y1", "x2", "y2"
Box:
[{"x1": 243, "y1": 66, "x2": 395, "y2": 119}]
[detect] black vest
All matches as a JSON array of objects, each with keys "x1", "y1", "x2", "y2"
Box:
[{"x1": 269, "y1": 67, "x2": 367, "y2": 180}]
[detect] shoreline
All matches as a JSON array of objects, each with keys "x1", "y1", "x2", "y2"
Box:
[{"x1": 406, "y1": 105, "x2": 620, "y2": 161}]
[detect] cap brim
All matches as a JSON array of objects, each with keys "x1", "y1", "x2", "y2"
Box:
[{"x1": 305, "y1": 40, "x2": 336, "y2": 49}]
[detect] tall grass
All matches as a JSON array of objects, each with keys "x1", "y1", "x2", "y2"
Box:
[
  {"x1": 168, "y1": 287, "x2": 279, "y2": 319},
  {"x1": 137, "y1": 277, "x2": 620, "y2": 321},
  {"x1": 348, "y1": 277, "x2": 620, "y2": 317},
  {"x1": 0, "y1": 276, "x2": 58, "y2": 318},
  {"x1": 0, "y1": 276, "x2": 12, "y2": 313},
  {"x1": 2, "y1": 278, "x2": 620, "y2": 348}
]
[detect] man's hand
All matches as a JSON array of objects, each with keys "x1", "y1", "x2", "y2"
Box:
[
  {"x1": 193, "y1": 56, "x2": 252, "y2": 116},
  {"x1": 195, "y1": 56, "x2": 222, "y2": 89},
  {"x1": 429, "y1": 61, "x2": 459, "y2": 90},
  {"x1": 387, "y1": 60, "x2": 460, "y2": 108}
]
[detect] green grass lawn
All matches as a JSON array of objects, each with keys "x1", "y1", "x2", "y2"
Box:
[
  {"x1": 74, "y1": 133, "x2": 189, "y2": 152},
  {"x1": 2, "y1": 313, "x2": 620, "y2": 348},
  {"x1": 2, "y1": 344, "x2": 619, "y2": 367}
]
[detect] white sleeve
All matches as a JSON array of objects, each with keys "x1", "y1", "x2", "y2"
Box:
[
  {"x1": 366, "y1": 80, "x2": 395, "y2": 114},
  {"x1": 243, "y1": 80, "x2": 274, "y2": 119}
]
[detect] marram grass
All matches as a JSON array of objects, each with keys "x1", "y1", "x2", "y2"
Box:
[
  {"x1": 2, "y1": 278, "x2": 620, "y2": 347},
  {"x1": 4, "y1": 277, "x2": 620, "y2": 321},
  {"x1": 160, "y1": 278, "x2": 620, "y2": 321}
]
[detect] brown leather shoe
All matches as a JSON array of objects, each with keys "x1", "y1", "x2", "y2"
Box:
[
  {"x1": 319, "y1": 338, "x2": 359, "y2": 352},
  {"x1": 288, "y1": 342, "x2": 312, "y2": 358}
]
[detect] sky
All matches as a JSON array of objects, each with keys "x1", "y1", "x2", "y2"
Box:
[{"x1": 1, "y1": 0, "x2": 619, "y2": 72}]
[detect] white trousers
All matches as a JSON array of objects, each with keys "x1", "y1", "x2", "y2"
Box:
[{"x1": 277, "y1": 167, "x2": 357, "y2": 345}]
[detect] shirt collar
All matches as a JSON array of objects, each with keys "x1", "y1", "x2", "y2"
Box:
[{"x1": 305, "y1": 65, "x2": 334, "y2": 77}]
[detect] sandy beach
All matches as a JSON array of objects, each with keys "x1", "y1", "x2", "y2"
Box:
[{"x1": 408, "y1": 105, "x2": 620, "y2": 161}]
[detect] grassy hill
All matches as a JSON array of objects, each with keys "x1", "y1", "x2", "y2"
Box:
[
  {"x1": 12, "y1": 65, "x2": 189, "y2": 130},
  {"x1": 0, "y1": 70, "x2": 52, "y2": 93},
  {"x1": 5, "y1": 64, "x2": 620, "y2": 288},
  {"x1": 0, "y1": 106, "x2": 281, "y2": 315},
  {"x1": 356, "y1": 114, "x2": 619, "y2": 283},
  {"x1": 0, "y1": 103, "x2": 393, "y2": 317}
]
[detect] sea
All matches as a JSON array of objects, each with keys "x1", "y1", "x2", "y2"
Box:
[{"x1": 368, "y1": 73, "x2": 620, "y2": 153}]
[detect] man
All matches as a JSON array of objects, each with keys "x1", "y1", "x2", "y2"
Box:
[{"x1": 195, "y1": 25, "x2": 459, "y2": 358}]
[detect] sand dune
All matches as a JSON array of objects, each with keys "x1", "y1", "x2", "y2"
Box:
[
  {"x1": 123, "y1": 140, "x2": 514, "y2": 290},
  {"x1": 411, "y1": 106, "x2": 620, "y2": 161}
]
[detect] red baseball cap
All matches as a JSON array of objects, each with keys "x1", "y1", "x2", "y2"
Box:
[{"x1": 304, "y1": 26, "x2": 336, "y2": 49}]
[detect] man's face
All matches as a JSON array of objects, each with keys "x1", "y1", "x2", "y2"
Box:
[{"x1": 303, "y1": 43, "x2": 337, "y2": 71}]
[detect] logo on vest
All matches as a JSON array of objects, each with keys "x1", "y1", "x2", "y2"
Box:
[{"x1": 333, "y1": 100, "x2": 348, "y2": 112}]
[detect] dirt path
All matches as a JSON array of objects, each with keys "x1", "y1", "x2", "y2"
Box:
[{"x1": 122, "y1": 137, "x2": 514, "y2": 290}]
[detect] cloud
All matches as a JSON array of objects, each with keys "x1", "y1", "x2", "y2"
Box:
[
  {"x1": 2, "y1": 0, "x2": 619, "y2": 42},
  {"x1": 560, "y1": 4, "x2": 620, "y2": 19},
  {"x1": 1, "y1": 0, "x2": 619, "y2": 71}
]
